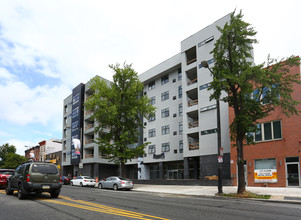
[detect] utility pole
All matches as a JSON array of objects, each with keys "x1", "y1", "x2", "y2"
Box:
[{"x1": 201, "y1": 60, "x2": 223, "y2": 194}]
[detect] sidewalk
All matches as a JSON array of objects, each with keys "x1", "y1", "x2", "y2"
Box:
[{"x1": 132, "y1": 184, "x2": 301, "y2": 203}]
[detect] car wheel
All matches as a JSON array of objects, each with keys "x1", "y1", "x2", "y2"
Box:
[
  {"x1": 98, "y1": 183, "x2": 102, "y2": 189},
  {"x1": 6, "y1": 182, "x2": 13, "y2": 195},
  {"x1": 80, "y1": 182, "x2": 83, "y2": 187},
  {"x1": 113, "y1": 184, "x2": 118, "y2": 191},
  {"x1": 17, "y1": 184, "x2": 26, "y2": 200},
  {"x1": 50, "y1": 192, "x2": 59, "y2": 198}
]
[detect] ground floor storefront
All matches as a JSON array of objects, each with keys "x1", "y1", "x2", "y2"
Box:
[{"x1": 231, "y1": 156, "x2": 301, "y2": 187}]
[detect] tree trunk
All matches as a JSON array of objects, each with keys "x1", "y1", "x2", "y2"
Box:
[
  {"x1": 236, "y1": 137, "x2": 246, "y2": 194},
  {"x1": 120, "y1": 162, "x2": 127, "y2": 178}
]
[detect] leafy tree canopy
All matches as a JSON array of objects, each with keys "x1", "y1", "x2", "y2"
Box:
[
  {"x1": 2, "y1": 152, "x2": 27, "y2": 169},
  {"x1": 84, "y1": 63, "x2": 155, "y2": 176},
  {"x1": 0, "y1": 143, "x2": 16, "y2": 167},
  {"x1": 209, "y1": 10, "x2": 300, "y2": 193}
]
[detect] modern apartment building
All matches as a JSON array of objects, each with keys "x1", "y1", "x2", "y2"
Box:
[{"x1": 62, "y1": 13, "x2": 233, "y2": 181}]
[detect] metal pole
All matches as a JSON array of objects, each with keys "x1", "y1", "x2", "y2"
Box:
[
  {"x1": 216, "y1": 99, "x2": 223, "y2": 194},
  {"x1": 201, "y1": 60, "x2": 223, "y2": 194}
]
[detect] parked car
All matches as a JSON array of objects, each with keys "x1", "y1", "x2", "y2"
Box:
[
  {"x1": 6, "y1": 161, "x2": 62, "y2": 199},
  {"x1": 61, "y1": 176, "x2": 71, "y2": 185},
  {"x1": 70, "y1": 176, "x2": 96, "y2": 187},
  {"x1": 0, "y1": 169, "x2": 15, "y2": 189},
  {"x1": 98, "y1": 176, "x2": 134, "y2": 190}
]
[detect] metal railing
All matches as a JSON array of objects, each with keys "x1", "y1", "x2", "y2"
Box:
[
  {"x1": 188, "y1": 99, "x2": 198, "y2": 107},
  {"x1": 189, "y1": 143, "x2": 199, "y2": 150}
]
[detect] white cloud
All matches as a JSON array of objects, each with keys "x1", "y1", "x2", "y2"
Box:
[
  {"x1": 5, "y1": 139, "x2": 38, "y2": 156},
  {"x1": 0, "y1": 0, "x2": 300, "y2": 149}
]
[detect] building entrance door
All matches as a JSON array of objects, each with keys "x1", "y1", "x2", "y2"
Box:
[{"x1": 286, "y1": 163, "x2": 300, "y2": 187}]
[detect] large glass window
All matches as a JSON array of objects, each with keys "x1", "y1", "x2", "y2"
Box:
[
  {"x1": 148, "y1": 145, "x2": 156, "y2": 154},
  {"x1": 179, "y1": 103, "x2": 183, "y2": 116},
  {"x1": 252, "y1": 120, "x2": 282, "y2": 142},
  {"x1": 161, "y1": 75, "x2": 169, "y2": 85},
  {"x1": 178, "y1": 86, "x2": 182, "y2": 98},
  {"x1": 148, "y1": 81, "x2": 155, "y2": 90},
  {"x1": 179, "y1": 140, "x2": 183, "y2": 153},
  {"x1": 161, "y1": 91, "x2": 169, "y2": 101},
  {"x1": 255, "y1": 158, "x2": 276, "y2": 169},
  {"x1": 148, "y1": 113, "x2": 156, "y2": 122},
  {"x1": 161, "y1": 125, "x2": 170, "y2": 135},
  {"x1": 148, "y1": 128, "x2": 156, "y2": 138},
  {"x1": 161, "y1": 108, "x2": 169, "y2": 118},
  {"x1": 162, "y1": 142, "x2": 170, "y2": 152},
  {"x1": 179, "y1": 122, "x2": 183, "y2": 135},
  {"x1": 150, "y1": 96, "x2": 156, "y2": 105}
]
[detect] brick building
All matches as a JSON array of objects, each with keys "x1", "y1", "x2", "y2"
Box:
[{"x1": 230, "y1": 61, "x2": 301, "y2": 187}]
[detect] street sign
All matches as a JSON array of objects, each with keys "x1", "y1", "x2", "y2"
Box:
[{"x1": 218, "y1": 156, "x2": 223, "y2": 163}]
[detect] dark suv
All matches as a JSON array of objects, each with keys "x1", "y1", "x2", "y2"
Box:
[{"x1": 6, "y1": 161, "x2": 62, "y2": 199}]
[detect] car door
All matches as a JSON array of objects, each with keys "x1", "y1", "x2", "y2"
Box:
[
  {"x1": 76, "y1": 176, "x2": 82, "y2": 185},
  {"x1": 10, "y1": 165, "x2": 23, "y2": 189},
  {"x1": 102, "y1": 177, "x2": 110, "y2": 188}
]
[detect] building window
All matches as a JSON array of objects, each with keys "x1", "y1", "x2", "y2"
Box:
[
  {"x1": 161, "y1": 91, "x2": 169, "y2": 101},
  {"x1": 200, "y1": 83, "x2": 211, "y2": 90},
  {"x1": 178, "y1": 68, "x2": 182, "y2": 81},
  {"x1": 148, "y1": 145, "x2": 156, "y2": 154},
  {"x1": 251, "y1": 120, "x2": 282, "y2": 142},
  {"x1": 201, "y1": 128, "x2": 218, "y2": 135},
  {"x1": 253, "y1": 84, "x2": 280, "y2": 104},
  {"x1": 178, "y1": 86, "x2": 182, "y2": 98},
  {"x1": 255, "y1": 158, "x2": 276, "y2": 169},
  {"x1": 198, "y1": 36, "x2": 214, "y2": 47},
  {"x1": 161, "y1": 108, "x2": 169, "y2": 118},
  {"x1": 162, "y1": 142, "x2": 170, "y2": 152},
  {"x1": 148, "y1": 113, "x2": 156, "y2": 122},
  {"x1": 161, "y1": 75, "x2": 169, "y2": 85},
  {"x1": 148, "y1": 128, "x2": 156, "y2": 138},
  {"x1": 161, "y1": 125, "x2": 170, "y2": 135},
  {"x1": 179, "y1": 122, "x2": 183, "y2": 135},
  {"x1": 179, "y1": 140, "x2": 183, "y2": 153},
  {"x1": 150, "y1": 96, "x2": 156, "y2": 105},
  {"x1": 179, "y1": 103, "x2": 183, "y2": 116},
  {"x1": 172, "y1": 79, "x2": 176, "y2": 83},
  {"x1": 148, "y1": 81, "x2": 155, "y2": 90}
]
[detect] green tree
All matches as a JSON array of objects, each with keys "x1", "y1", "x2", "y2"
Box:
[
  {"x1": 209, "y1": 10, "x2": 300, "y2": 194},
  {"x1": 84, "y1": 63, "x2": 155, "y2": 177},
  {"x1": 2, "y1": 152, "x2": 27, "y2": 169},
  {"x1": 0, "y1": 143, "x2": 17, "y2": 167}
]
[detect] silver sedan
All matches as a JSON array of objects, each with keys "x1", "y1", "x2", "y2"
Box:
[{"x1": 98, "y1": 176, "x2": 134, "y2": 190}]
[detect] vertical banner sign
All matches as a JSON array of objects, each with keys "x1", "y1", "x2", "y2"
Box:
[{"x1": 71, "y1": 83, "x2": 85, "y2": 165}]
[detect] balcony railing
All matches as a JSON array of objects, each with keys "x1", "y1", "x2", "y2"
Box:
[
  {"x1": 188, "y1": 99, "x2": 198, "y2": 107},
  {"x1": 85, "y1": 139, "x2": 94, "y2": 145},
  {"x1": 188, "y1": 120, "x2": 199, "y2": 128},
  {"x1": 189, "y1": 143, "x2": 199, "y2": 150},
  {"x1": 85, "y1": 124, "x2": 94, "y2": 130},
  {"x1": 187, "y1": 58, "x2": 197, "y2": 65},
  {"x1": 85, "y1": 154, "x2": 94, "y2": 159},
  {"x1": 187, "y1": 78, "x2": 198, "y2": 86}
]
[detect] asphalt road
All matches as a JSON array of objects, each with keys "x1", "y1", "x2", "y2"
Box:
[{"x1": 1, "y1": 185, "x2": 301, "y2": 220}]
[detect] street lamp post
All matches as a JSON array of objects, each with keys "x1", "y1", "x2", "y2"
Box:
[{"x1": 201, "y1": 60, "x2": 223, "y2": 194}]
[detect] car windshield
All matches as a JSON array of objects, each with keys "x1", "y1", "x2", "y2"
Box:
[
  {"x1": 31, "y1": 164, "x2": 58, "y2": 174},
  {"x1": 0, "y1": 171, "x2": 14, "y2": 175}
]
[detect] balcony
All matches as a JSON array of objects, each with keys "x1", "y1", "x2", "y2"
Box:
[
  {"x1": 187, "y1": 78, "x2": 198, "y2": 86},
  {"x1": 85, "y1": 110, "x2": 93, "y2": 116},
  {"x1": 188, "y1": 99, "x2": 198, "y2": 107},
  {"x1": 85, "y1": 154, "x2": 94, "y2": 159},
  {"x1": 189, "y1": 143, "x2": 199, "y2": 150},
  {"x1": 188, "y1": 120, "x2": 199, "y2": 128}
]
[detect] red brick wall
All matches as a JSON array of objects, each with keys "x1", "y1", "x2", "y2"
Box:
[{"x1": 230, "y1": 62, "x2": 301, "y2": 187}]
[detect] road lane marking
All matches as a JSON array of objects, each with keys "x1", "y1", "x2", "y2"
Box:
[{"x1": 39, "y1": 195, "x2": 170, "y2": 220}]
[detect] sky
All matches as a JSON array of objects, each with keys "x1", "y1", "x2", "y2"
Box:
[{"x1": 0, "y1": 0, "x2": 300, "y2": 156}]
